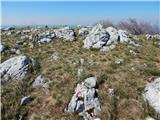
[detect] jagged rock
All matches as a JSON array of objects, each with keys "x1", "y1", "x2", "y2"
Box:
[
  {"x1": 143, "y1": 77, "x2": 160, "y2": 115},
  {"x1": 118, "y1": 29, "x2": 130, "y2": 43},
  {"x1": 106, "y1": 27, "x2": 131, "y2": 44},
  {"x1": 54, "y1": 27, "x2": 75, "y2": 41},
  {"x1": 66, "y1": 77, "x2": 101, "y2": 120},
  {"x1": 83, "y1": 24, "x2": 110, "y2": 49},
  {"x1": 20, "y1": 96, "x2": 33, "y2": 106},
  {"x1": 106, "y1": 27, "x2": 119, "y2": 45},
  {"x1": 32, "y1": 75, "x2": 51, "y2": 90},
  {"x1": 84, "y1": 24, "x2": 139, "y2": 52},
  {"x1": 0, "y1": 56, "x2": 32, "y2": 82},
  {"x1": 35, "y1": 31, "x2": 55, "y2": 44},
  {"x1": 79, "y1": 27, "x2": 91, "y2": 36},
  {"x1": 84, "y1": 77, "x2": 97, "y2": 88}
]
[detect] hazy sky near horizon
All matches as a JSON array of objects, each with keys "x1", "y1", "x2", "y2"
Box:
[{"x1": 1, "y1": 1, "x2": 160, "y2": 26}]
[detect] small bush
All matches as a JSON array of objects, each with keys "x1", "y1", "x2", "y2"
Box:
[{"x1": 117, "y1": 18, "x2": 159, "y2": 35}]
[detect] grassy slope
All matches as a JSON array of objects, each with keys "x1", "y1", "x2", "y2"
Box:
[{"x1": 1, "y1": 30, "x2": 160, "y2": 120}]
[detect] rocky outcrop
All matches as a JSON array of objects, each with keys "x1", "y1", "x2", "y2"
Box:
[
  {"x1": 83, "y1": 24, "x2": 110, "y2": 49},
  {"x1": 35, "y1": 31, "x2": 55, "y2": 44},
  {"x1": 0, "y1": 56, "x2": 32, "y2": 82},
  {"x1": 105, "y1": 26, "x2": 119, "y2": 45},
  {"x1": 143, "y1": 77, "x2": 160, "y2": 116},
  {"x1": 83, "y1": 24, "x2": 139, "y2": 51},
  {"x1": 54, "y1": 27, "x2": 75, "y2": 41},
  {"x1": 66, "y1": 77, "x2": 101, "y2": 120}
]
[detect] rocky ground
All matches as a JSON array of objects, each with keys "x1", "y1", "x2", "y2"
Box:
[{"x1": 1, "y1": 25, "x2": 160, "y2": 120}]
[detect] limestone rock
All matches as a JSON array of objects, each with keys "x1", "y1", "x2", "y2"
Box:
[
  {"x1": 0, "y1": 56, "x2": 32, "y2": 82},
  {"x1": 54, "y1": 27, "x2": 75, "y2": 41},
  {"x1": 83, "y1": 24, "x2": 110, "y2": 49},
  {"x1": 66, "y1": 77, "x2": 101, "y2": 120},
  {"x1": 84, "y1": 77, "x2": 97, "y2": 88},
  {"x1": 79, "y1": 27, "x2": 92, "y2": 36},
  {"x1": 106, "y1": 26, "x2": 119, "y2": 45},
  {"x1": 32, "y1": 75, "x2": 51, "y2": 90},
  {"x1": 143, "y1": 77, "x2": 160, "y2": 114}
]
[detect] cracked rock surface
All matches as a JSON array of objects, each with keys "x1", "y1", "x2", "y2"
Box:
[
  {"x1": 0, "y1": 55, "x2": 32, "y2": 82},
  {"x1": 66, "y1": 77, "x2": 101, "y2": 120}
]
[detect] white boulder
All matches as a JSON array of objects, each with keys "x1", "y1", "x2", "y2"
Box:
[
  {"x1": 54, "y1": 27, "x2": 75, "y2": 41},
  {"x1": 32, "y1": 75, "x2": 51, "y2": 90},
  {"x1": 143, "y1": 77, "x2": 160, "y2": 114},
  {"x1": 118, "y1": 29, "x2": 130, "y2": 43},
  {"x1": 66, "y1": 77, "x2": 101, "y2": 120},
  {"x1": 106, "y1": 26, "x2": 119, "y2": 45},
  {"x1": 0, "y1": 56, "x2": 32, "y2": 82},
  {"x1": 83, "y1": 24, "x2": 110, "y2": 49},
  {"x1": 84, "y1": 77, "x2": 97, "y2": 88},
  {"x1": 83, "y1": 24, "x2": 137, "y2": 51}
]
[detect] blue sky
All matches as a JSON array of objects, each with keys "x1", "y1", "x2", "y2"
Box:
[{"x1": 1, "y1": 1, "x2": 160, "y2": 26}]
